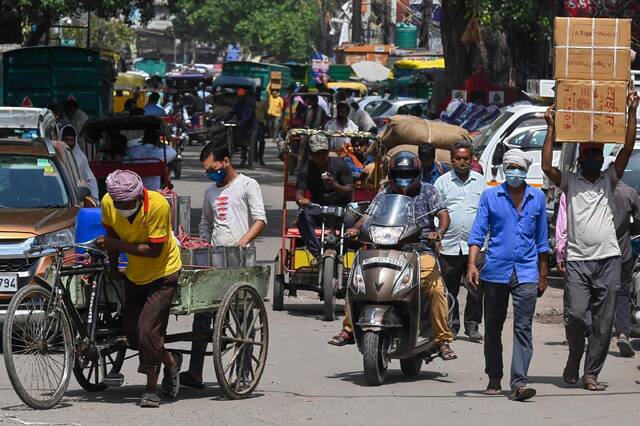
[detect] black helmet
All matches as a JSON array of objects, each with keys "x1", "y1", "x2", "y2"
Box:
[{"x1": 388, "y1": 151, "x2": 422, "y2": 195}]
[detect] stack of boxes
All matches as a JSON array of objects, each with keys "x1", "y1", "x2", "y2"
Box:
[{"x1": 554, "y1": 17, "x2": 632, "y2": 143}]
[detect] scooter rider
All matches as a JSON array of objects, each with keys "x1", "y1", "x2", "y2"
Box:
[{"x1": 329, "y1": 151, "x2": 457, "y2": 361}]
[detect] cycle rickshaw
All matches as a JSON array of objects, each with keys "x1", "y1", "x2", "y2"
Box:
[
  {"x1": 2, "y1": 240, "x2": 270, "y2": 409},
  {"x1": 272, "y1": 128, "x2": 380, "y2": 321}
]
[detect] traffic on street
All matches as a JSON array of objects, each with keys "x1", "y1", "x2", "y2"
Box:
[{"x1": 1, "y1": 1, "x2": 640, "y2": 425}]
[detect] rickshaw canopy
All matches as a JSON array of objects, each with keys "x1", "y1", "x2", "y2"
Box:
[
  {"x1": 81, "y1": 115, "x2": 166, "y2": 144},
  {"x1": 327, "y1": 81, "x2": 368, "y2": 96},
  {"x1": 212, "y1": 76, "x2": 257, "y2": 91}
]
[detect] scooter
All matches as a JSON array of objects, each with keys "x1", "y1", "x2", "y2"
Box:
[{"x1": 346, "y1": 194, "x2": 442, "y2": 385}]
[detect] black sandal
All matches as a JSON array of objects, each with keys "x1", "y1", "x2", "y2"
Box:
[
  {"x1": 484, "y1": 377, "x2": 502, "y2": 395},
  {"x1": 161, "y1": 351, "x2": 183, "y2": 400},
  {"x1": 583, "y1": 375, "x2": 606, "y2": 391},
  {"x1": 179, "y1": 371, "x2": 205, "y2": 389},
  {"x1": 509, "y1": 385, "x2": 536, "y2": 401},
  {"x1": 140, "y1": 393, "x2": 160, "y2": 408}
]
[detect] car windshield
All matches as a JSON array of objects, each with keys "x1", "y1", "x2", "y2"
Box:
[
  {"x1": 622, "y1": 149, "x2": 640, "y2": 194},
  {"x1": 0, "y1": 128, "x2": 39, "y2": 139},
  {"x1": 367, "y1": 194, "x2": 414, "y2": 226},
  {"x1": 473, "y1": 111, "x2": 514, "y2": 157},
  {"x1": 0, "y1": 155, "x2": 69, "y2": 208},
  {"x1": 370, "y1": 100, "x2": 393, "y2": 117}
]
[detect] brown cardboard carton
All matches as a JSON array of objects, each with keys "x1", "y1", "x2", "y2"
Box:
[
  {"x1": 555, "y1": 80, "x2": 628, "y2": 143},
  {"x1": 554, "y1": 17, "x2": 631, "y2": 81}
]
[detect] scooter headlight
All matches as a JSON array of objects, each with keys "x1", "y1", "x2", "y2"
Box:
[
  {"x1": 369, "y1": 225, "x2": 404, "y2": 245},
  {"x1": 392, "y1": 264, "x2": 414, "y2": 295},
  {"x1": 350, "y1": 264, "x2": 366, "y2": 294}
]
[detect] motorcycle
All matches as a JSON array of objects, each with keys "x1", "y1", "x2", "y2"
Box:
[{"x1": 346, "y1": 194, "x2": 442, "y2": 385}]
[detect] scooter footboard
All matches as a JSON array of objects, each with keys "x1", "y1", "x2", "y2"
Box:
[{"x1": 356, "y1": 305, "x2": 403, "y2": 330}]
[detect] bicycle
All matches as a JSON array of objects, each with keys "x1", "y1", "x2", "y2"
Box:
[{"x1": 2, "y1": 240, "x2": 127, "y2": 409}]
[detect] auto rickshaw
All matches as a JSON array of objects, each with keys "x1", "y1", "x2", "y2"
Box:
[
  {"x1": 327, "y1": 81, "x2": 368, "y2": 98},
  {"x1": 165, "y1": 71, "x2": 214, "y2": 146},
  {"x1": 113, "y1": 72, "x2": 147, "y2": 113},
  {"x1": 272, "y1": 128, "x2": 381, "y2": 321},
  {"x1": 81, "y1": 115, "x2": 175, "y2": 198}
]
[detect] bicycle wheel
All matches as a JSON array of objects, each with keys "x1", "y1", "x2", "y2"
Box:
[
  {"x1": 2, "y1": 285, "x2": 74, "y2": 409},
  {"x1": 74, "y1": 347, "x2": 126, "y2": 392}
]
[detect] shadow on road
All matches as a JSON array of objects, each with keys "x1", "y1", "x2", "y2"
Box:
[{"x1": 327, "y1": 369, "x2": 453, "y2": 387}]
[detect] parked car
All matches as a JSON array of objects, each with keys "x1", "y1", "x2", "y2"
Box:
[
  {"x1": 370, "y1": 98, "x2": 430, "y2": 127},
  {"x1": 0, "y1": 137, "x2": 94, "y2": 316},
  {"x1": 0, "y1": 107, "x2": 59, "y2": 140}
]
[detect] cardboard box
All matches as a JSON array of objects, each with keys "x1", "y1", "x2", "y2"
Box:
[
  {"x1": 555, "y1": 79, "x2": 628, "y2": 143},
  {"x1": 554, "y1": 17, "x2": 631, "y2": 81}
]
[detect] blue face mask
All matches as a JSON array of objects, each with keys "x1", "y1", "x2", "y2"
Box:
[
  {"x1": 505, "y1": 168, "x2": 527, "y2": 188},
  {"x1": 206, "y1": 167, "x2": 227, "y2": 183}
]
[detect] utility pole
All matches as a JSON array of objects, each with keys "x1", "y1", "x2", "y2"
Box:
[
  {"x1": 352, "y1": 0, "x2": 362, "y2": 43},
  {"x1": 420, "y1": 0, "x2": 432, "y2": 49}
]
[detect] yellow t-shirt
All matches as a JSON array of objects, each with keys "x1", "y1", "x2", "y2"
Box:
[
  {"x1": 268, "y1": 95, "x2": 284, "y2": 117},
  {"x1": 102, "y1": 189, "x2": 182, "y2": 285}
]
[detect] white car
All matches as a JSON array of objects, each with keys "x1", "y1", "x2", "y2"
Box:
[
  {"x1": 0, "y1": 107, "x2": 59, "y2": 140},
  {"x1": 370, "y1": 98, "x2": 430, "y2": 127}
]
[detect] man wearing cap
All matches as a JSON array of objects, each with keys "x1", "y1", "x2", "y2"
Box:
[
  {"x1": 60, "y1": 125, "x2": 99, "y2": 199},
  {"x1": 224, "y1": 88, "x2": 257, "y2": 168},
  {"x1": 468, "y1": 148, "x2": 549, "y2": 401},
  {"x1": 96, "y1": 170, "x2": 183, "y2": 407},
  {"x1": 542, "y1": 90, "x2": 639, "y2": 392},
  {"x1": 295, "y1": 134, "x2": 353, "y2": 258}
]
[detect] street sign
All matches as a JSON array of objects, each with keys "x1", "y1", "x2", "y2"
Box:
[{"x1": 21, "y1": 96, "x2": 33, "y2": 107}]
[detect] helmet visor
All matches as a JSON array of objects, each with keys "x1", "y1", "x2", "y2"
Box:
[{"x1": 389, "y1": 169, "x2": 420, "y2": 187}]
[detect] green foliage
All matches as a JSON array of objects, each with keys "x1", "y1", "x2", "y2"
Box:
[
  {"x1": 61, "y1": 17, "x2": 135, "y2": 53},
  {"x1": 467, "y1": 0, "x2": 553, "y2": 42},
  {"x1": 173, "y1": 0, "x2": 322, "y2": 61}
]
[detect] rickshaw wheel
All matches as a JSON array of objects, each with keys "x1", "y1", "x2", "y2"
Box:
[
  {"x1": 74, "y1": 347, "x2": 126, "y2": 392},
  {"x1": 272, "y1": 274, "x2": 284, "y2": 311},
  {"x1": 212, "y1": 283, "x2": 269, "y2": 399}
]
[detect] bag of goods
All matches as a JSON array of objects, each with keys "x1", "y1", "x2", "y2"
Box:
[{"x1": 380, "y1": 115, "x2": 471, "y2": 150}]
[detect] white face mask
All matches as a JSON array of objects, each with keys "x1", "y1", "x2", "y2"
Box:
[{"x1": 116, "y1": 200, "x2": 139, "y2": 218}]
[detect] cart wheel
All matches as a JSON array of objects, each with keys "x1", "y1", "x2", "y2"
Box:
[
  {"x1": 322, "y1": 257, "x2": 336, "y2": 321},
  {"x1": 213, "y1": 283, "x2": 269, "y2": 399},
  {"x1": 3, "y1": 285, "x2": 74, "y2": 409},
  {"x1": 272, "y1": 274, "x2": 285, "y2": 311}
]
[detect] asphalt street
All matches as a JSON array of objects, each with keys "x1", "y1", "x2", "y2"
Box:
[{"x1": 1, "y1": 143, "x2": 639, "y2": 425}]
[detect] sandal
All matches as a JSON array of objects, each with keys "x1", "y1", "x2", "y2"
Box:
[
  {"x1": 140, "y1": 392, "x2": 160, "y2": 408},
  {"x1": 562, "y1": 359, "x2": 579, "y2": 385},
  {"x1": 179, "y1": 371, "x2": 205, "y2": 389},
  {"x1": 328, "y1": 330, "x2": 354, "y2": 346},
  {"x1": 161, "y1": 351, "x2": 183, "y2": 400},
  {"x1": 438, "y1": 343, "x2": 457, "y2": 361},
  {"x1": 583, "y1": 375, "x2": 606, "y2": 391},
  {"x1": 484, "y1": 377, "x2": 502, "y2": 395},
  {"x1": 509, "y1": 384, "x2": 536, "y2": 401}
]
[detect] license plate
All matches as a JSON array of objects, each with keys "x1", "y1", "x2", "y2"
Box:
[
  {"x1": 362, "y1": 257, "x2": 403, "y2": 267},
  {"x1": 0, "y1": 274, "x2": 18, "y2": 292}
]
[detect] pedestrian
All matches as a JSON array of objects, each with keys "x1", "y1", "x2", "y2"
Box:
[
  {"x1": 255, "y1": 91, "x2": 268, "y2": 166},
  {"x1": 324, "y1": 101, "x2": 358, "y2": 150},
  {"x1": 555, "y1": 183, "x2": 640, "y2": 358},
  {"x1": 267, "y1": 87, "x2": 284, "y2": 141},
  {"x1": 418, "y1": 143, "x2": 450, "y2": 185},
  {"x1": 144, "y1": 92, "x2": 166, "y2": 117},
  {"x1": 180, "y1": 143, "x2": 267, "y2": 389},
  {"x1": 467, "y1": 148, "x2": 548, "y2": 401},
  {"x1": 541, "y1": 90, "x2": 639, "y2": 391},
  {"x1": 60, "y1": 125, "x2": 99, "y2": 199},
  {"x1": 434, "y1": 140, "x2": 486, "y2": 341},
  {"x1": 62, "y1": 98, "x2": 89, "y2": 151},
  {"x1": 223, "y1": 88, "x2": 257, "y2": 168},
  {"x1": 95, "y1": 170, "x2": 183, "y2": 407}
]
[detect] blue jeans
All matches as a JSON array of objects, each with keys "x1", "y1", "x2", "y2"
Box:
[{"x1": 483, "y1": 271, "x2": 538, "y2": 391}]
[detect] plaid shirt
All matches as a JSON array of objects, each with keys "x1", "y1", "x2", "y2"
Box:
[{"x1": 370, "y1": 183, "x2": 447, "y2": 250}]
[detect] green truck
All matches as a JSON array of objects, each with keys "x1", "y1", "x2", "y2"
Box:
[
  {"x1": 2, "y1": 46, "x2": 116, "y2": 118},
  {"x1": 222, "y1": 61, "x2": 292, "y2": 98}
]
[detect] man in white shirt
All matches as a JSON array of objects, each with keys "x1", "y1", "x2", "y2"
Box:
[
  {"x1": 60, "y1": 125, "x2": 98, "y2": 199},
  {"x1": 126, "y1": 129, "x2": 177, "y2": 191},
  {"x1": 348, "y1": 100, "x2": 376, "y2": 133},
  {"x1": 180, "y1": 143, "x2": 267, "y2": 389},
  {"x1": 324, "y1": 102, "x2": 358, "y2": 150},
  {"x1": 434, "y1": 141, "x2": 486, "y2": 341}
]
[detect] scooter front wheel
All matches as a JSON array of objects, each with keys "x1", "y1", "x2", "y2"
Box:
[{"x1": 362, "y1": 331, "x2": 388, "y2": 386}]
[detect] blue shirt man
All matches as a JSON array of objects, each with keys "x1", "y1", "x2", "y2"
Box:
[
  {"x1": 143, "y1": 92, "x2": 166, "y2": 117},
  {"x1": 466, "y1": 148, "x2": 548, "y2": 401}
]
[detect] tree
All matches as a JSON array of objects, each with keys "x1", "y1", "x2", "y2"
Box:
[
  {"x1": 0, "y1": 0, "x2": 161, "y2": 45},
  {"x1": 60, "y1": 17, "x2": 135, "y2": 54}
]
